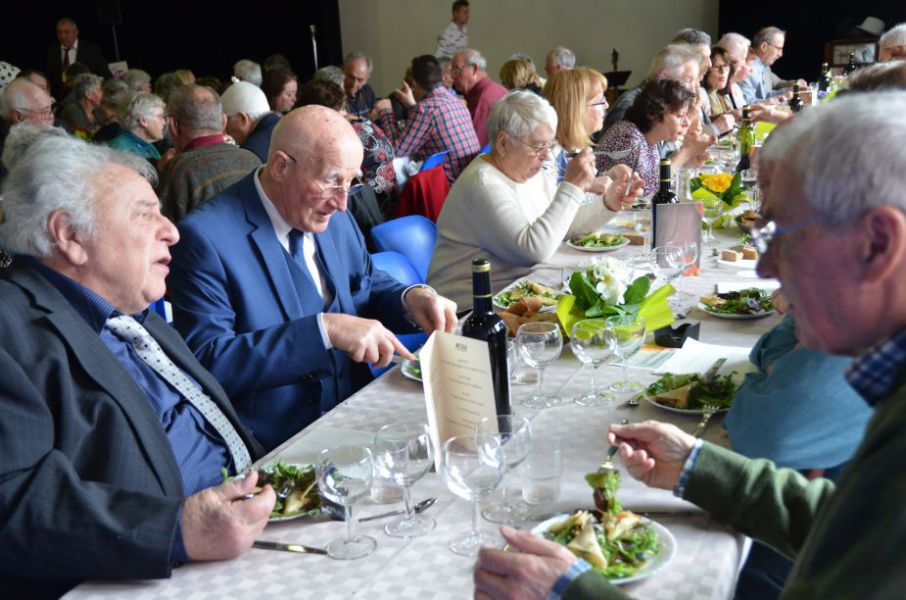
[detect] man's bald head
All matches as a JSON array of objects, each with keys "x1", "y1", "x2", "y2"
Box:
[
  {"x1": 268, "y1": 105, "x2": 361, "y2": 166},
  {"x1": 0, "y1": 79, "x2": 54, "y2": 125}
]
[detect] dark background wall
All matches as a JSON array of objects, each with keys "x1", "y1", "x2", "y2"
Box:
[
  {"x1": 719, "y1": 0, "x2": 906, "y2": 80},
  {"x1": 4, "y1": 1, "x2": 343, "y2": 82}
]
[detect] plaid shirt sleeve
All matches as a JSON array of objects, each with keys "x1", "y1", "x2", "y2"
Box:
[
  {"x1": 393, "y1": 104, "x2": 434, "y2": 158},
  {"x1": 545, "y1": 559, "x2": 592, "y2": 600}
]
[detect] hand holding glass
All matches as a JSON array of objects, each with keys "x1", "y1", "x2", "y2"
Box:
[
  {"x1": 516, "y1": 322, "x2": 563, "y2": 408},
  {"x1": 570, "y1": 319, "x2": 616, "y2": 407},
  {"x1": 316, "y1": 446, "x2": 376, "y2": 560},
  {"x1": 372, "y1": 422, "x2": 435, "y2": 538},
  {"x1": 476, "y1": 415, "x2": 532, "y2": 523}
]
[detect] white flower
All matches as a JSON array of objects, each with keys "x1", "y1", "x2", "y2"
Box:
[{"x1": 584, "y1": 257, "x2": 632, "y2": 306}]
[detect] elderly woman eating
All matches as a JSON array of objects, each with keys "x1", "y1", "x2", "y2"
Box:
[
  {"x1": 428, "y1": 90, "x2": 638, "y2": 307},
  {"x1": 596, "y1": 78, "x2": 697, "y2": 194}
]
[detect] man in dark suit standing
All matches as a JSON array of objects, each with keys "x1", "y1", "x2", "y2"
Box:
[
  {"x1": 0, "y1": 127, "x2": 274, "y2": 599},
  {"x1": 168, "y1": 106, "x2": 458, "y2": 450},
  {"x1": 44, "y1": 17, "x2": 113, "y2": 99}
]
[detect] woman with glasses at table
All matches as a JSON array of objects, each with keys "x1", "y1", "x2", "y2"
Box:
[
  {"x1": 596, "y1": 78, "x2": 697, "y2": 195},
  {"x1": 428, "y1": 90, "x2": 640, "y2": 308}
]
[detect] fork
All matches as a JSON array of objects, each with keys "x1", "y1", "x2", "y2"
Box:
[
  {"x1": 692, "y1": 404, "x2": 720, "y2": 437},
  {"x1": 597, "y1": 418, "x2": 629, "y2": 472},
  {"x1": 564, "y1": 147, "x2": 632, "y2": 160}
]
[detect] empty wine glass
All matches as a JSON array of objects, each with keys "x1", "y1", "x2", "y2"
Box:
[
  {"x1": 651, "y1": 245, "x2": 685, "y2": 288},
  {"x1": 372, "y1": 422, "x2": 435, "y2": 538},
  {"x1": 606, "y1": 315, "x2": 646, "y2": 393},
  {"x1": 476, "y1": 415, "x2": 532, "y2": 523},
  {"x1": 570, "y1": 319, "x2": 616, "y2": 407},
  {"x1": 516, "y1": 322, "x2": 563, "y2": 409},
  {"x1": 442, "y1": 434, "x2": 506, "y2": 556},
  {"x1": 680, "y1": 240, "x2": 699, "y2": 275},
  {"x1": 316, "y1": 446, "x2": 376, "y2": 560},
  {"x1": 701, "y1": 197, "x2": 725, "y2": 246}
]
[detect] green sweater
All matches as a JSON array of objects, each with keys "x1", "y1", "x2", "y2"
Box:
[{"x1": 565, "y1": 386, "x2": 906, "y2": 599}]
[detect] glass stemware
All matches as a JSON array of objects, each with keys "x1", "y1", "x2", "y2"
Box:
[
  {"x1": 516, "y1": 321, "x2": 563, "y2": 409},
  {"x1": 651, "y1": 245, "x2": 685, "y2": 288},
  {"x1": 701, "y1": 197, "x2": 725, "y2": 246},
  {"x1": 606, "y1": 316, "x2": 646, "y2": 394},
  {"x1": 476, "y1": 415, "x2": 532, "y2": 523},
  {"x1": 441, "y1": 434, "x2": 506, "y2": 556},
  {"x1": 372, "y1": 422, "x2": 435, "y2": 538},
  {"x1": 316, "y1": 446, "x2": 376, "y2": 560},
  {"x1": 570, "y1": 319, "x2": 616, "y2": 407}
]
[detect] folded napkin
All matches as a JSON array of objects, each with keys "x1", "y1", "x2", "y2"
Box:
[
  {"x1": 716, "y1": 279, "x2": 780, "y2": 294},
  {"x1": 279, "y1": 427, "x2": 376, "y2": 465},
  {"x1": 655, "y1": 338, "x2": 754, "y2": 379}
]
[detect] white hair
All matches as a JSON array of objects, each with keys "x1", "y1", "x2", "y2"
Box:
[
  {"x1": 221, "y1": 81, "x2": 270, "y2": 120},
  {"x1": 0, "y1": 130, "x2": 155, "y2": 257},
  {"x1": 881, "y1": 23, "x2": 906, "y2": 49},
  {"x1": 462, "y1": 49, "x2": 487, "y2": 71},
  {"x1": 1, "y1": 123, "x2": 68, "y2": 172},
  {"x1": 647, "y1": 44, "x2": 701, "y2": 80},
  {"x1": 121, "y1": 92, "x2": 165, "y2": 132},
  {"x1": 344, "y1": 51, "x2": 373, "y2": 74},
  {"x1": 759, "y1": 91, "x2": 906, "y2": 226},
  {"x1": 233, "y1": 59, "x2": 262, "y2": 87},
  {"x1": 547, "y1": 47, "x2": 576, "y2": 69},
  {"x1": 123, "y1": 69, "x2": 152, "y2": 92},
  {"x1": 716, "y1": 32, "x2": 751, "y2": 58},
  {"x1": 487, "y1": 89, "x2": 557, "y2": 147},
  {"x1": 311, "y1": 66, "x2": 345, "y2": 88},
  {"x1": 0, "y1": 79, "x2": 38, "y2": 120},
  {"x1": 753, "y1": 26, "x2": 785, "y2": 48}
]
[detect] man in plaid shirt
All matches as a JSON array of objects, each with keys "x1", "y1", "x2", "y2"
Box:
[{"x1": 373, "y1": 54, "x2": 480, "y2": 185}]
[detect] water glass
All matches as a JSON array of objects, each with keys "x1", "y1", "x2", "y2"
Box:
[
  {"x1": 476, "y1": 415, "x2": 532, "y2": 523},
  {"x1": 516, "y1": 322, "x2": 563, "y2": 408},
  {"x1": 701, "y1": 197, "x2": 725, "y2": 246},
  {"x1": 570, "y1": 319, "x2": 616, "y2": 407},
  {"x1": 441, "y1": 434, "x2": 506, "y2": 556},
  {"x1": 651, "y1": 245, "x2": 684, "y2": 287},
  {"x1": 606, "y1": 316, "x2": 646, "y2": 394},
  {"x1": 372, "y1": 422, "x2": 435, "y2": 538},
  {"x1": 316, "y1": 446, "x2": 376, "y2": 560},
  {"x1": 521, "y1": 437, "x2": 563, "y2": 506}
]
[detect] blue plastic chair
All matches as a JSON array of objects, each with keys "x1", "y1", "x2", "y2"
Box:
[
  {"x1": 370, "y1": 215, "x2": 437, "y2": 282},
  {"x1": 419, "y1": 149, "x2": 451, "y2": 172},
  {"x1": 478, "y1": 143, "x2": 491, "y2": 155},
  {"x1": 369, "y1": 251, "x2": 429, "y2": 376}
]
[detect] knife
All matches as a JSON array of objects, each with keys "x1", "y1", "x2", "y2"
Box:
[
  {"x1": 252, "y1": 540, "x2": 327, "y2": 555},
  {"x1": 702, "y1": 357, "x2": 727, "y2": 383}
]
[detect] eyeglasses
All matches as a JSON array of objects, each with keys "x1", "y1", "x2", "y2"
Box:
[
  {"x1": 588, "y1": 99, "x2": 608, "y2": 108},
  {"x1": 283, "y1": 151, "x2": 365, "y2": 198},
  {"x1": 765, "y1": 42, "x2": 784, "y2": 52},
  {"x1": 16, "y1": 104, "x2": 56, "y2": 119},
  {"x1": 749, "y1": 216, "x2": 824, "y2": 254},
  {"x1": 511, "y1": 136, "x2": 555, "y2": 156}
]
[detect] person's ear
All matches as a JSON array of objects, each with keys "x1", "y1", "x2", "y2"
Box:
[
  {"x1": 861, "y1": 206, "x2": 906, "y2": 283},
  {"x1": 47, "y1": 210, "x2": 89, "y2": 266}
]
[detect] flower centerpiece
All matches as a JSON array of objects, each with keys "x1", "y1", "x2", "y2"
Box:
[
  {"x1": 556, "y1": 256, "x2": 675, "y2": 334},
  {"x1": 690, "y1": 172, "x2": 749, "y2": 229}
]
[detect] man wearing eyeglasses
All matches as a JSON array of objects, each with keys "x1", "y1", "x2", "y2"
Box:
[
  {"x1": 738, "y1": 26, "x2": 807, "y2": 105},
  {"x1": 168, "y1": 106, "x2": 457, "y2": 450},
  {"x1": 0, "y1": 78, "x2": 56, "y2": 182}
]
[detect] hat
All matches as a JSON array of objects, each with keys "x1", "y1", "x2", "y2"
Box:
[
  {"x1": 857, "y1": 16, "x2": 885, "y2": 37},
  {"x1": 0, "y1": 61, "x2": 21, "y2": 94},
  {"x1": 221, "y1": 81, "x2": 270, "y2": 117}
]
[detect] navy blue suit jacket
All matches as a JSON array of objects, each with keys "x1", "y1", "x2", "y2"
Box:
[
  {"x1": 242, "y1": 112, "x2": 280, "y2": 163},
  {"x1": 168, "y1": 172, "x2": 412, "y2": 450}
]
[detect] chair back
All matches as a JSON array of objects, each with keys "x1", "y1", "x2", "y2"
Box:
[
  {"x1": 478, "y1": 143, "x2": 491, "y2": 155},
  {"x1": 370, "y1": 215, "x2": 437, "y2": 281},
  {"x1": 420, "y1": 149, "x2": 451, "y2": 172},
  {"x1": 371, "y1": 251, "x2": 424, "y2": 285}
]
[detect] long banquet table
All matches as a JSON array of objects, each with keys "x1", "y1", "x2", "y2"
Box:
[{"x1": 69, "y1": 227, "x2": 780, "y2": 600}]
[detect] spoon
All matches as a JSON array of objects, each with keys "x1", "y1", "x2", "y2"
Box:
[{"x1": 322, "y1": 497, "x2": 438, "y2": 522}]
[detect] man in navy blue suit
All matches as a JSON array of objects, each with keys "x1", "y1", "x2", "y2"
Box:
[{"x1": 168, "y1": 106, "x2": 458, "y2": 450}]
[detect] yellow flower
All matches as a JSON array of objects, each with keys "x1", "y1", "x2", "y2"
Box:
[{"x1": 699, "y1": 172, "x2": 733, "y2": 193}]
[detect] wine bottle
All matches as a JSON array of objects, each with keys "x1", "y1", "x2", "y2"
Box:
[
  {"x1": 844, "y1": 52, "x2": 857, "y2": 76},
  {"x1": 650, "y1": 159, "x2": 678, "y2": 248},
  {"x1": 461, "y1": 259, "x2": 511, "y2": 417},
  {"x1": 789, "y1": 84, "x2": 804, "y2": 113},
  {"x1": 736, "y1": 107, "x2": 755, "y2": 173},
  {"x1": 818, "y1": 62, "x2": 831, "y2": 93}
]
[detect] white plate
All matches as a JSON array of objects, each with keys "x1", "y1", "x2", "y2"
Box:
[
  {"x1": 566, "y1": 237, "x2": 631, "y2": 253},
  {"x1": 400, "y1": 358, "x2": 422, "y2": 382},
  {"x1": 717, "y1": 258, "x2": 758, "y2": 270},
  {"x1": 263, "y1": 464, "x2": 323, "y2": 523},
  {"x1": 532, "y1": 513, "x2": 676, "y2": 586},
  {"x1": 492, "y1": 280, "x2": 560, "y2": 312},
  {"x1": 696, "y1": 302, "x2": 774, "y2": 320},
  {"x1": 642, "y1": 394, "x2": 729, "y2": 416}
]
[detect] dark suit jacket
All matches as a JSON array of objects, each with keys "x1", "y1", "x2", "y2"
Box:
[
  {"x1": 168, "y1": 173, "x2": 413, "y2": 450},
  {"x1": 242, "y1": 112, "x2": 280, "y2": 163},
  {"x1": 45, "y1": 39, "x2": 112, "y2": 99},
  {"x1": 0, "y1": 262, "x2": 262, "y2": 599}
]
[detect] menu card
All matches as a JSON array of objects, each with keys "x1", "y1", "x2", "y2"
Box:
[
  {"x1": 655, "y1": 202, "x2": 703, "y2": 265},
  {"x1": 421, "y1": 330, "x2": 499, "y2": 470}
]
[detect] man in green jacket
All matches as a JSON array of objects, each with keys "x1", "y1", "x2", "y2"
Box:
[{"x1": 475, "y1": 91, "x2": 906, "y2": 600}]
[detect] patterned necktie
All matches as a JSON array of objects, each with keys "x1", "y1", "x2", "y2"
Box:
[
  {"x1": 106, "y1": 315, "x2": 252, "y2": 473},
  {"x1": 62, "y1": 47, "x2": 71, "y2": 70}
]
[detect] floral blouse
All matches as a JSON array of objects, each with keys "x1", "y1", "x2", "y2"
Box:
[
  {"x1": 350, "y1": 117, "x2": 397, "y2": 196},
  {"x1": 595, "y1": 120, "x2": 660, "y2": 195}
]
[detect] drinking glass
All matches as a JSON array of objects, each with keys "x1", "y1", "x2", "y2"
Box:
[
  {"x1": 372, "y1": 422, "x2": 435, "y2": 538},
  {"x1": 441, "y1": 434, "x2": 506, "y2": 556},
  {"x1": 570, "y1": 319, "x2": 616, "y2": 407},
  {"x1": 520, "y1": 436, "x2": 563, "y2": 507},
  {"x1": 701, "y1": 197, "x2": 725, "y2": 246},
  {"x1": 680, "y1": 240, "x2": 699, "y2": 275},
  {"x1": 476, "y1": 415, "x2": 532, "y2": 523},
  {"x1": 651, "y1": 245, "x2": 685, "y2": 287},
  {"x1": 316, "y1": 446, "x2": 376, "y2": 560},
  {"x1": 516, "y1": 322, "x2": 563, "y2": 408},
  {"x1": 606, "y1": 316, "x2": 646, "y2": 393}
]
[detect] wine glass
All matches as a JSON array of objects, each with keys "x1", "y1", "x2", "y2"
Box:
[
  {"x1": 476, "y1": 415, "x2": 532, "y2": 523},
  {"x1": 606, "y1": 315, "x2": 646, "y2": 393},
  {"x1": 316, "y1": 446, "x2": 376, "y2": 560},
  {"x1": 372, "y1": 422, "x2": 435, "y2": 538},
  {"x1": 570, "y1": 319, "x2": 617, "y2": 407},
  {"x1": 441, "y1": 434, "x2": 506, "y2": 556},
  {"x1": 701, "y1": 197, "x2": 725, "y2": 246},
  {"x1": 516, "y1": 322, "x2": 563, "y2": 409},
  {"x1": 651, "y1": 245, "x2": 684, "y2": 288},
  {"x1": 680, "y1": 240, "x2": 699, "y2": 275}
]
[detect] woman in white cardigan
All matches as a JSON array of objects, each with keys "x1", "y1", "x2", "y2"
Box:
[{"x1": 428, "y1": 90, "x2": 641, "y2": 308}]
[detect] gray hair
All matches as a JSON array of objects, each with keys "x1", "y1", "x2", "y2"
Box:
[
  {"x1": 167, "y1": 84, "x2": 223, "y2": 131},
  {"x1": 880, "y1": 23, "x2": 906, "y2": 49},
  {"x1": 72, "y1": 73, "x2": 102, "y2": 100},
  {"x1": 101, "y1": 79, "x2": 132, "y2": 113},
  {"x1": 716, "y1": 32, "x2": 751, "y2": 59},
  {"x1": 0, "y1": 130, "x2": 156, "y2": 257},
  {"x1": 510, "y1": 52, "x2": 537, "y2": 70},
  {"x1": 123, "y1": 69, "x2": 151, "y2": 92},
  {"x1": 547, "y1": 47, "x2": 576, "y2": 70},
  {"x1": 647, "y1": 44, "x2": 701, "y2": 80},
  {"x1": 462, "y1": 49, "x2": 487, "y2": 71},
  {"x1": 487, "y1": 89, "x2": 557, "y2": 147},
  {"x1": 311, "y1": 66, "x2": 345, "y2": 88},
  {"x1": 233, "y1": 59, "x2": 262, "y2": 87},
  {"x1": 848, "y1": 60, "x2": 906, "y2": 92},
  {"x1": 673, "y1": 28, "x2": 711, "y2": 47},
  {"x1": 753, "y1": 26, "x2": 785, "y2": 48},
  {"x1": 1, "y1": 123, "x2": 68, "y2": 172},
  {"x1": 344, "y1": 51, "x2": 373, "y2": 74},
  {"x1": 0, "y1": 79, "x2": 37, "y2": 120},
  {"x1": 121, "y1": 92, "x2": 165, "y2": 132},
  {"x1": 758, "y1": 91, "x2": 906, "y2": 227}
]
